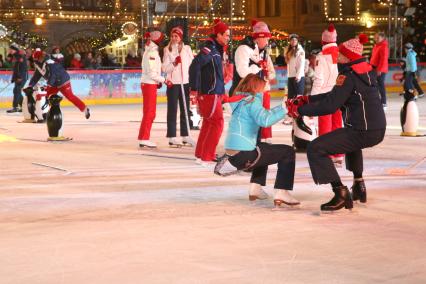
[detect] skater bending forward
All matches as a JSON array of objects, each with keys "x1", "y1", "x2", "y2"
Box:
[
  {"x1": 26, "y1": 49, "x2": 90, "y2": 119},
  {"x1": 224, "y1": 74, "x2": 299, "y2": 207},
  {"x1": 286, "y1": 35, "x2": 386, "y2": 212}
]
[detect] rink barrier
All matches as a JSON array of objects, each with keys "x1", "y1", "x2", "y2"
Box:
[{"x1": 0, "y1": 63, "x2": 424, "y2": 108}]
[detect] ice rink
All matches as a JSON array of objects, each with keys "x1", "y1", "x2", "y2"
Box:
[{"x1": 0, "y1": 95, "x2": 425, "y2": 284}]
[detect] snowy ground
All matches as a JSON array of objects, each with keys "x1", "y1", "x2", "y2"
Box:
[{"x1": 0, "y1": 95, "x2": 425, "y2": 284}]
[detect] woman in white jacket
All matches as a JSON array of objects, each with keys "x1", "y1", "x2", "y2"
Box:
[
  {"x1": 162, "y1": 26, "x2": 195, "y2": 147},
  {"x1": 285, "y1": 34, "x2": 305, "y2": 100},
  {"x1": 138, "y1": 31, "x2": 165, "y2": 148}
]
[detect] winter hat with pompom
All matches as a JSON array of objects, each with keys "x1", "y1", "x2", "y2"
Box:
[
  {"x1": 212, "y1": 19, "x2": 229, "y2": 35},
  {"x1": 251, "y1": 19, "x2": 271, "y2": 39},
  {"x1": 321, "y1": 24, "x2": 337, "y2": 44},
  {"x1": 338, "y1": 34, "x2": 369, "y2": 61}
]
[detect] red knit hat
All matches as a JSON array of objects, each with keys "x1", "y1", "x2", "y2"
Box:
[
  {"x1": 252, "y1": 19, "x2": 271, "y2": 39},
  {"x1": 171, "y1": 26, "x2": 184, "y2": 40},
  {"x1": 32, "y1": 48, "x2": 44, "y2": 60},
  {"x1": 212, "y1": 19, "x2": 229, "y2": 35},
  {"x1": 146, "y1": 30, "x2": 164, "y2": 45},
  {"x1": 338, "y1": 34, "x2": 369, "y2": 61},
  {"x1": 321, "y1": 24, "x2": 337, "y2": 44}
]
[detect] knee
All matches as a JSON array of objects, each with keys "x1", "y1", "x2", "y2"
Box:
[{"x1": 307, "y1": 140, "x2": 325, "y2": 158}]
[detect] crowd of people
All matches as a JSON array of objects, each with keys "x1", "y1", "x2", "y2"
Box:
[{"x1": 4, "y1": 18, "x2": 424, "y2": 212}]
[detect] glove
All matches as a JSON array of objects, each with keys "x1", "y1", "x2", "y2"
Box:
[
  {"x1": 285, "y1": 100, "x2": 301, "y2": 118},
  {"x1": 157, "y1": 82, "x2": 163, "y2": 89},
  {"x1": 258, "y1": 60, "x2": 268, "y2": 70},
  {"x1": 294, "y1": 95, "x2": 310, "y2": 106},
  {"x1": 165, "y1": 80, "x2": 173, "y2": 88},
  {"x1": 173, "y1": 56, "x2": 181, "y2": 66}
]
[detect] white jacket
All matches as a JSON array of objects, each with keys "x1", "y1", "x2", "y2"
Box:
[
  {"x1": 234, "y1": 44, "x2": 276, "y2": 91},
  {"x1": 162, "y1": 44, "x2": 194, "y2": 85},
  {"x1": 286, "y1": 44, "x2": 305, "y2": 80},
  {"x1": 311, "y1": 43, "x2": 339, "y2": 96},
  {"x1": 141, "y1": 42, "x2": 165, "y2": 84}
]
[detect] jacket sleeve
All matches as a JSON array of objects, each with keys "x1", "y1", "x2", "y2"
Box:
[
  {"x1": 299, "y1": 73, "x2": 354, "y2": 117},
  {"x1": 248, "y1": 96, "x2": 286, "y2": 127},
  {"x1": 377, "y1": 45, "x2": 388, "y2": 72},
  {"x1": 162, "y1": 48, "x2": 176, "y2": 74},
  {"x1": 189, "y1": 48, "x2": 214, "y2": 91},
  {"x1": 311, "y1": 55, "x2": 325, "y2": 95},
  {"x1": 28, "y1": 69, "x2": 42, "y2": 87},
  {"x1": 147, "y1": 51, "x2": 165, "y2": 83},
  {"x1": 235, "y1": 46, "x2": 262, "y2": 78},
  {"x1": 266, "y1": 55, "x2": 276, "y2": 81},
  {"x1": 295, "y1": 50, "x2": 305, "y2": 80}
]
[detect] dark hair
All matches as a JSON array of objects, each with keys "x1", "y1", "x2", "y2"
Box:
[{"x1": 377, "y1": 32, "x2": 386, "y2": 38}]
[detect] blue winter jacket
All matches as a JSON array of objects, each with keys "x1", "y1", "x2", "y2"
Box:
[
  {"x1": 29, "y1": 58, "x2": 71, "y2": 88},
  {"x1": 189, "y1": 38, "x2": 225, "y2": 95},
  {"x1": 224, "y1": 92, "x2": 286, "y2": 151},
  {"x1": 405, "y1": 49, "x2": 417, "y2": 73}
]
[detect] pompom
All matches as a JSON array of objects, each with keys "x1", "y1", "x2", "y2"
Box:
[
  {"x1": 213, "y1": 19, "x2": 221, "y2": 25},
  {"x1": 358, "y1": 34, "x2": 369, "y2": 44},
  {"x1": 144, "y1": 32, "x2": 150, "y2": 39},
  {"x1": 327, "y1": 24, "x2": 335, "y2": 32},
  {"x1": 251, "y1": 19, "x2": 259, "y2": 27}
]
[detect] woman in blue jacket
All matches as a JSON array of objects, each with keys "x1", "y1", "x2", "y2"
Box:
[{"x1": 224, "y1": 74, "x2": 299, "y2": 207}]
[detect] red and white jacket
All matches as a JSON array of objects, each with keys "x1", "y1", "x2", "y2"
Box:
[
  {"x1": 162, "y1": 44, "x2": 194, "y2": 85},
  {"x1": 311, "y1": 43, "x2": 339, "y2": 96},
  {"x1": 141, "y1": 41, "x2": 165, "y2": 84}
]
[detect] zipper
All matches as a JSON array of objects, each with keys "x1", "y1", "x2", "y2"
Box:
[{"x1": 356, "y1": 90, "x2": 368, "y2": 130}]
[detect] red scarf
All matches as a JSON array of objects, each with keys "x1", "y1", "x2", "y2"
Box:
[{"x1": 322, "y1": 45, "x2": 339, "y2": 64}]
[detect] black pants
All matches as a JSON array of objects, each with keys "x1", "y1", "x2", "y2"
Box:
[
  {"x1": 377, "y1": 72, "x2": 387, "y2": 105},
  {"x1": 13, "y1": 80, "x2": 26, "y2": 108},
  {"x1": 166, "y1": 84, "x2": 192, "y2": 137},
  {"x1": 228, "y1": 143, "x2": 296, "y2": 190},
  {"x1": 413, "y1": 73, "x2": 424, "y2": 95},
  {"x1": 307, "y1": 128, "x2": 386, "y2": 184},
  {"x1": 287, "y1": 77, "x2": 305, "y2": 99}
]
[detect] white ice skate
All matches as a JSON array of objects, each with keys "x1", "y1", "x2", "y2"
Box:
[
  {"x1": 273, "y1": 189, "x2": 300, "y2": 209},
  {"x1": 139, "y1": 140, "x2": 157, "y2": 148},
  {"x1": 168, "y1": 137, "x2": 183, "y2": 148},
  {"x1": 332, "y1": 157, "x2": 344, "y2": 168},
  {"x1": 182, "y1": 136, "x2": 196, "y2": 147},
  {"x1": 249, "y1": 183, "x2": 269, "y2": 201}
]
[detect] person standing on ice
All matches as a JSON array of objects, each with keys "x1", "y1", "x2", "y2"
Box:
[
  {"x1": 224, "y1": 74, "x2": 299, "y2": 207},
  {"x1": 138, "y1": 31, "x2": 166, "y2": 148},
  {"x1": 286, "y1": 34, "x2": 386, "y2": 212},
  {"x1": 162, "y1": 26, "x2": 196, "y2": 148},
  {"x1": 229, "y1": 19, "x2": 276, "y2": 144},
  {"x1": 283, "y1": 34, "x2": 305, "y2": 124},
  {"x1": 311, "y1": 24, "x2": 344, "y2": 167},
  {"x1": 26, "y1": 49, "x2": 90, "y2": 119},
  {"x1": 189, "y1": 19, "x2": 230, "y2": 164},
  {"x1": 7, "y1": 44, "x2": 28, "y2": 113}
]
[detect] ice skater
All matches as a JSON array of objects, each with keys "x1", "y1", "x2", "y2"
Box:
[
  {"x1": 286, "y1": 34, "x2": 386, "y2": 212},
  {"x1": 25, "y1": 49, "x2": 90, "y2": 119},
  {"x1": 7, "y1": 44, "x2": 28, "y2": 113},
  {"x1": 224, "y1": 74, "x2": 299, "y2": 207}
]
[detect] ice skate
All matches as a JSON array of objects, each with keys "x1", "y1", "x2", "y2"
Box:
[
  {"x1": 139, "y1": 140, "x2": 157, "y2": 148},
  {"x1": 84, "y1": 107, "x2": 90, "y2": 119},
  {"x1": 168, "y1": 137, "x2": 183, "y2": 148},
  {"x1": 332, "y1": 157, "x2": 343, "y2": 168},
  {"x1": 248, "y1": 183, "x2": 269, "y2": 201},
  {"x1": 273, "y1": 189, "x2": 300, "y2": 210},
  {"x1": 320, "y1": 186, "x2": 353, "y2": 212},
  {"x1": 282, "y1": 116, "x2": 293, "y2": 125},
  {"x1": 182, "y1": 136, "x2": 196, "y2": 147},
  {"x1": 47, "y1": 136, "x2": 73, "y2": 142},
  {"x1": 351, "y1": 179, "x2": 367, "y2": 203}
]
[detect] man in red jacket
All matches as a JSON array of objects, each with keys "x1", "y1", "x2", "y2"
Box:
[{"x1": 370, "y1": 32, "x2": 389, "y2": 109}]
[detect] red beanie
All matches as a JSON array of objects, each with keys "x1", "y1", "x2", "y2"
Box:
[
  {"x1": 251, "y1": 19, "x2": 271, "y2": 39},
  {"x1": 148, "y1": 30, "x2": 164, "y2": 45},
  {"x1": 171, "y1": 26, "x2": 184, "y2": 40},
  {"x1": 32, "y1": 48, "x2": 44, "y2": 60},
  {"x1": 212, "y1": 19, "x2": 229, "y2": 35},
  {"x1": 339, "y1": 34, "x2": 369, "y2": 61},
  {"x1": 321, "y1": 24, "x2": 337, "y2": 44}
]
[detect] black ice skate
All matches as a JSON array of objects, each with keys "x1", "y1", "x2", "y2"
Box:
[
  {"x1": 351, "y1": 180, "x2": 367, "y2": 203},
  {"x1": 321, "y1": 186, "x2": 353, "y2": 212}
]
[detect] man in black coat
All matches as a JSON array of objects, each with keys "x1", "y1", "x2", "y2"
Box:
[
  {"x1": 287, "y1": 35, "x2": 386, "y2": 212},
  {"x1": 7, "y1": 44, "x2": 28, "y2": 113}
]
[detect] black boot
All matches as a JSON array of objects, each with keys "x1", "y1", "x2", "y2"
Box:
[
  {"x1": 351, "y1": 180, "x2": 367, "y2": 203},
  {"x1": 321, "y1": 186, "x2": 353, "y2": 212}
]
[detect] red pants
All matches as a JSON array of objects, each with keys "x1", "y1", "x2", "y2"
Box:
[
  {"x1": 195, "y1": 94, "x2": 224, "y2": 161},
  {"x1": 138, "y1": 83, "x2": 157, "y2": 140},
  {"x1": 261, "y1": 91, "x2": 272, "y2": 139},
  {"x1": 318, "y1": 110, "x2": 344, "y2": 158},
  {"x1": 47, "y1": 82, "x2": 86, "y2": 112}
]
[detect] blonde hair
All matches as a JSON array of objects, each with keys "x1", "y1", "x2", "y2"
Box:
[{"x1": 234, "y1": 74, "x2": 266, "y2": 95}]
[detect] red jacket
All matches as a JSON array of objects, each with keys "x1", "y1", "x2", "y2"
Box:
[
  {"x1": 70, "y1": 59, "x2": 83, "y2": 69},
  {"x1": 370, "y1": 40, "x2": 389, "y2": 73}
]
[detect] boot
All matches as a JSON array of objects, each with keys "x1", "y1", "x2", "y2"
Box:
[
  {"x1": 351, "y1": 179, "x2": 367, "y2": 203},
  {"x1": 320, "y1": 186, "x2": 353, "y2": 212},
  {"x1": 168, "y1": 137, "x2": 183, "y2": 148},
  {"x1": 274, "y1": 189, "x2": 300, "y2": 207},
  {"x1": 182, "y1": 136, "x2": 196, "y2": 147},
  {"x1": 248, "y1": 183, "x2": 269, "y2": 201},
  {"x1": 84, "y1": 107, "x2": 90, "y2": 119},
  {"x1": 6, "y1": 107, "x2": 19, "y2": 113},
  {"x1": 139, "y1": 140, "x2": 157, "y2": 148}
]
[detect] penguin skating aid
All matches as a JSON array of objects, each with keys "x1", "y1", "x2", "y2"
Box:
[{"x1": 46, "y1": 94, "x2": 72, "y2": 142}]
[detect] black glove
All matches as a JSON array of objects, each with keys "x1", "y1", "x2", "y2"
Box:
[{"x1": 157, "y1": 82, "x2": 162, "y2": 89}]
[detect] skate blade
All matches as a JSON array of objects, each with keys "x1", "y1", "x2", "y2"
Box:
[
  {"x1": 182, "y1": 142, "x2": 194, "y2": 147},
  {"x1": 318, "y1": 208, "x2": 357, "y2": 216},
  {"x1": 47, "y1": 136, "x2": 73, "y2": 142},
  {"x1": 19, "y1": 119, "x2": 36, "y2": 123},
  {"x1": 272, "y1": 204, "x2": 301, "y2": 211},
  {"x1": 139, "y1": 145, "x2": 157, "y2": 149}
]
